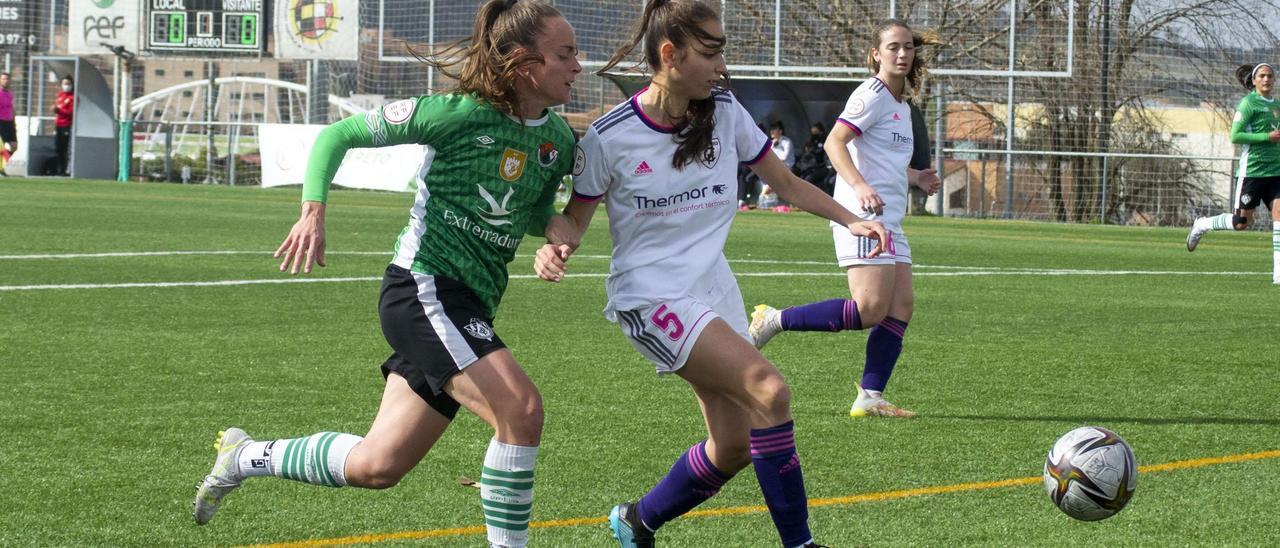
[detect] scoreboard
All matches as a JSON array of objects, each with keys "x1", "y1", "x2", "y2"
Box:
[{"x1": 146, "y1": 0, "x2": 263, "y2": 54}]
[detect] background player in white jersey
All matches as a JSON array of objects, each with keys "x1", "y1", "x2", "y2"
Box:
[
  {"x1": 750, "y1": 20, "x2": 942, "y2": 418},
  {"x1": 534, "y1": 2, "x2": 885, "y2": 546},
  {"x1": 1186, "y1": 63, "x2": 1280, "y2": 284},
  {"x1": 192, "y1": 3, "x2": 581, "y2": 546}
]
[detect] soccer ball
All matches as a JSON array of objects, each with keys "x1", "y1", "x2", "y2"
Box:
[{"x1": 1043, "y1": 426, "x2": 1137, "y2": 521}]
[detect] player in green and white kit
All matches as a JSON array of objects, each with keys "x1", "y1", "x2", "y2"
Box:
[
  {"x1": 1187, "y1": 63, "x2": 1280, "y2": 284},
  {"x1": 192, "y1": 3, "x2": 581, "y2": 546}
]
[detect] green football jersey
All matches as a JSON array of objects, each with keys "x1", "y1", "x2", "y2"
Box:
[
  {"x1": 303, "y1": 93, "x2": 575, "y2": 316},
  {"x1": 1231, "y1": 91, "x2": 1280, "y2": 178}
]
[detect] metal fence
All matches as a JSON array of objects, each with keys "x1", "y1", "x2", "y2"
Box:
[
  {"x1": 128, "y1": 120, "x2": 262, "y2": 186},
  {"x1": 11, "y1": 1, "x2": 1280, "y2": 226}
]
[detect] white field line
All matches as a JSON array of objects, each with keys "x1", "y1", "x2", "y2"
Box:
[
  {"x1": 0, "y1": 269, "x2": 1268, "y2": 292},
  {"x1": 0, "y1": 249, "x2": 1267, "y2": 291},
  {"x1": 0, "y1": 249, "x2": 1260, "y2": 272},
  {"x1": 0, "y1": 251, "x2": 389, "y2": 260}
]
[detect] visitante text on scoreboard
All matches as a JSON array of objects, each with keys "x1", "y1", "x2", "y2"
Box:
[{"x1": 146, "y1": 0, "x2": 264, "y2": 54}]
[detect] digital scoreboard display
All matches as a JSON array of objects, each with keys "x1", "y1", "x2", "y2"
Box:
[{"x1": 146, "y1": 0, "x2": 263, "y2": 54}]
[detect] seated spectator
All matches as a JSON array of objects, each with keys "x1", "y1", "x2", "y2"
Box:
[
  {"x1": 794, "y1": 139, "x2": 832, "y2": 195},
  {"x1": 769, "y1": 121, "x2": 794, "y2": 169},
  {"x1": 808, "y1": 122, "x2": 827, "y2": 159}
]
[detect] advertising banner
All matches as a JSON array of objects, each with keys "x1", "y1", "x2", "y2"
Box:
[
  {"x1": 274, "y1": 0, "x2": 358, "y2": 60},
  {"x1": 259, "y1": 123, "x2": 422, "y2": 193},
  {"x1": 1, "y1": 0, "x2": 47, "y2": 51}
]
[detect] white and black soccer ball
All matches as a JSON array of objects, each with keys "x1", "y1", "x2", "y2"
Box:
[{"x1": 1043, "y1": 426, "x2": 1137, "y2": 521}]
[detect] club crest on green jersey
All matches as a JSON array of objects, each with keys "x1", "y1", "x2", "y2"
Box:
[
  {"x1": 537, "y1": 141, "x2": 559, "y2": 168},
  {"x1": 500, "y1": 148, "x2": 527, "y2": 182}
]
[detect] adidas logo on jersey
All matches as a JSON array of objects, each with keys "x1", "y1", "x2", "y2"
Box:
[
  {"x1": 634, "y1": 161, "x2": 654, "y2": 176},
  {"x1": 892, "y1": 113, "x2": 902, "y2": 121}
]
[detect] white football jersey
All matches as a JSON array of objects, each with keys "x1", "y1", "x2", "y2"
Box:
[
  {"x1": 572, "y1": 89, "x2": 770, "y2": 314},
  {"x1": 832, "y1": 77, "x2": 913, "y2": 230}
]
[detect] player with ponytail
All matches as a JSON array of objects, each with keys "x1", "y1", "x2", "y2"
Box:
[
  {"x1": 535, "y1": 1, "x2": 881, "y2": 546},
  {"x1": 1187, "y1": 63, "x2": 1280, "y2": 284},
  {"x1": 193, "y1": 3, "x2": 581, "y2": 546},
  {"x1": 749, "y1": 19, "x2": 943, "y2": 419}
]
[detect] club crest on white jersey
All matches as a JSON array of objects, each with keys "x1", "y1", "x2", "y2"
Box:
[{"x1": 699, "y1": 138, "x2": 722, "y2": 169}]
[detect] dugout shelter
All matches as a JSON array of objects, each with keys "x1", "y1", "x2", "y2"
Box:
[
  {"x1": 604, "y1": 74, "x2": 856, "y2": 153},
  {"x1": 25, "y1": 56, "x2": 117, "y2": 180},
  {"x1": 602, "y1": 74, "x2": 930, "y2": 169}
]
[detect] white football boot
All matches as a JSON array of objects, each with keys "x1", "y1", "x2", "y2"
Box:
[
  {"x1": 1186, "y1": 219, "x2": 1209, "y2": 252},
  {"x1": 850, "y1": 384, "x2": 917, "y2": 418},
  {"x1": 749, "y1": 304, "x2": 783, "y2": 349},
  {"x1": 193, "y1": 428, "x2": 252, "y2": 525}
]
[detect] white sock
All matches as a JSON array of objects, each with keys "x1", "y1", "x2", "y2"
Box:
[
  {"x1": 1203, "y1": 213, "x2": 1233, "y2": 231},
  {"x1": 481, "y1": 438, "x2": 538, "y2": 548},
  {"x1": 1272, "y1": 222, "x2": 1279, "y2": 283},
  {"x1": 237, "y1": 433, "x2": 361, "y2": 486},
  {"x1": 237, "y1": 440, "x2": 275, "y2": 478}
]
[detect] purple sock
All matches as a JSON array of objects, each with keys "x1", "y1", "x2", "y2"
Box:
[
  {"x1": 636, "y1": 441, "x2": 732, "y2": 531},
  {"x1": 750, "y1": 421, "x2": 812, "y2": 547},
  {"x1": 779, "y1": 299, "x2": 862, "y2": 332},
  {"x1": 862, "y1": 317, "x2": 908, "y2": 392}
]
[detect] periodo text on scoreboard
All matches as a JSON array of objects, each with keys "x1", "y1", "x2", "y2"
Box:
[{"x1": 146, "y1": 0, "x2": 264, "y2": 53}]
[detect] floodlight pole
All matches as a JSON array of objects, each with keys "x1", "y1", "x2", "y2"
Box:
[
  {"x1": 773, "y1": 0, "x2": 780, "y2": 77},
  {"x1": 935, "y1": 86, "x2": 945, "y2": 216},
  {"x1": 428, "y1": 0, "x2": 436, "y2": 93},
  {"x1": 1003, "y1": 1, "x2": 1017, "y2": 219},
  {"x1": 1099, "y1": 0, "x2": 1113, "y2": 224},
  {"x1": 104, "y1": 44, "x2": 136, "y2": 182},
  {"x1": 112, "y1": 55, "x2": 119, "y2": 123},
  {"x1": 206, "y1": 61, "x2": 216, "y2": 183}
]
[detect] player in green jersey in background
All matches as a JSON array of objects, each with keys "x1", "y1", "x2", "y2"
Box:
[
  {"x1": 1187, "y1": 63, "x2": 1280, "y2": 284},
  {"x1": 193, "y1": 2, "x2": 581, "y2": 546}
]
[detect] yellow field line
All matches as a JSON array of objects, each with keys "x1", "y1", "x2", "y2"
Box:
[{"x1": 247, "y1": 449, "x2": 1280, "y2": 548}]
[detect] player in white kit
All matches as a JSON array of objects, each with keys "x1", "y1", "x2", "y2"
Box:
[
  {"x1": 533, "y1": 3, "x2": 885, "y2": 546},
  {"x1": 749, "y1": 20, "x2": 941, "y2": 418}
]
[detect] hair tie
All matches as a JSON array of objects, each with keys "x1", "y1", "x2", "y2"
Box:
[{"x1": 1251, "y1": 63, "x2": 1273, "y2": 81}]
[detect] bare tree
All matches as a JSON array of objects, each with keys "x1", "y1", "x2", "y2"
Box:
[{"x1": 727, "y1": 0, "x2": 1280, "y2": 224}]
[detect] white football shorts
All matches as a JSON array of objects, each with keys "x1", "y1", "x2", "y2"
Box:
[
  {"x1": 833, "y1": 226, "x2": 911, "y2": 267},
  {"x1": 609, "y1": 287, "x2": 750, "y2": 374}
]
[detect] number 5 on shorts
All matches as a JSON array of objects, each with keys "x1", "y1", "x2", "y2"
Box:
[{"x1": 649, "y1": 304, "x2": 685, "y2": 340}]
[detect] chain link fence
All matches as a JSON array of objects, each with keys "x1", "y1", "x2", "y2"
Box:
[{"x1": 8, "y1": 1, "x2": 1278, "y2": 226}]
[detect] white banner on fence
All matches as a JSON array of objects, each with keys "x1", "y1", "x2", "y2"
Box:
[
  {"x1": 274, "y1": 0, "x2": 359, "y2": 60},
  {"x1": 69, "y1": 0, "x2": 141, "y2": 54},
  {"x1": 259, "y1": 124, "x2": 423, "y2": 192}
]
